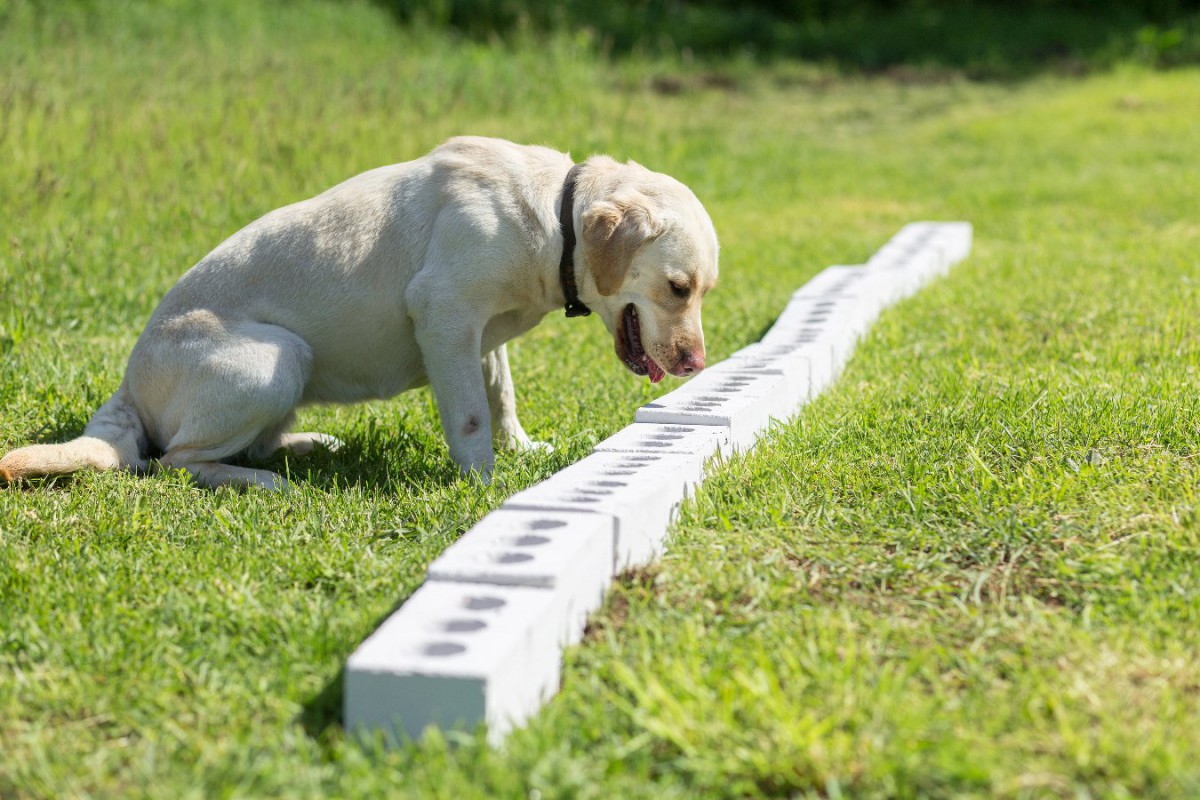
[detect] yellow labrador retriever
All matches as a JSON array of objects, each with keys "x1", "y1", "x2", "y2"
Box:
[{"x1": 0, "y1": 136, "x2": 718, "y2": 490}]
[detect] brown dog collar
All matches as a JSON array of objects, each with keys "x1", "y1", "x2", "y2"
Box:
[{"x1": 558, "y1": 163, "x2": 591, "y2": 318}]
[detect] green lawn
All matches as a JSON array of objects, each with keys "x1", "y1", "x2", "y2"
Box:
[{"x1": 2, "y1": 2, "x2": 1198, "y2": 797}]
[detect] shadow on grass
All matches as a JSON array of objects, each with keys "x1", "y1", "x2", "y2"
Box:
[
  {"x1": 300, "y1": 667, "x2": 348, "y2": 739},
  {"x1": 4, "y1": 417, "x2": 465, "y2": 495},
  {"x1": 250, "y1": 432, "x2": 463, "y2": 495},
  {"x1": 297, "y1": 587, "x2": 423, "y2": 740},
  {"x1": 373, "y1": 0, "x2": 1200, "y2": 79}
]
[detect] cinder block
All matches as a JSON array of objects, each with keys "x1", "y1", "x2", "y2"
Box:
[
  {"x1": 720, "y1": 343, "x2": 812, "y2": 409},
  {"x1": 866, "y1": 221, "x2": 972, "y2": 294},
  {"x1": 935, "y1": 221, "x2": 973, "y2": 264},
  {"x1": 886, "y1": 221, "x2": 970, "y2": 266},
  {"x1": 724, "y1": 340, "x2": 830, "y2": 401},
  {"x1": 760, "y1": 298, "x2": 864, "y2": 379},
  {"x1": 502, "y1": 450, "x2": 702, "y2": 570},
  {"x1": 634, "y1": 368, "x2": 787, "y2": 451},
  {"x1": 689, "y1": 359, "x2": 807, "y2": 424},
  {"x1": 866, "y1": 247, "x2": 942, "y2": 298},
  {"x1": 426, "y1": 509, "x2": 613, "y2": 646},
  {"x1": 345, "y1": 581, "x2": 563, "y2": 745},
  {"x1": 773, "y1": 294, "x2": 879, "y2": 340},
  {"x1": 794, "y1": 265, "x2": 903, "y2": 312},
  {"x1": 595, "y1": 421, "x2": 729, "y2": 461},
  {"x1": 790, "y1": 265, "x2": 870, "y2": 300},
  {"x1": 343, "y1": 218, "x2": 976, "y2": 750}
]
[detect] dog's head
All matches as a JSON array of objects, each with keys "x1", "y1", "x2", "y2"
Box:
[{"x1": 578, "y1": 159, "x2": 719, "y2": 383}]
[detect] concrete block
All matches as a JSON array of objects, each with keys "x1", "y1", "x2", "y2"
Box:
[
  {"x1": 343, "y1": 217, "x2": 975, "y2": 749},
  {"x1": 691, "y1": 359, "x2": 806, "y2": 424},
  {"x1": 634, "y1": 368, "x2": 787, "y2": 451},
  {"x1": 790, "y1": 265, "x2": 869, "y2": 300},
  {"x1": 866, "y1": 246, "x2": 943, "y2": 298},
  {"x1": 345, "y1": 581, "x2": 563, "y2": 745},
  {"x1": 595, "y1": 421, "x2": 729, "y2": 461},
  {"x1": 720, "y1": 343, "x2": 812, "y2": 411},
  {"x1": 426, "y1": 509, "x2": 613, "y2": 646},
  {"x1": 502, "y1": 450, "x2": 702, "y2": 570},
  {"x1": 760, "y1": 298, "x2": 863, "y2": 379},
  {"x1": 774, "y1": 294, "x2": 879, "y2": 340},
  {"x1": 886, "y1": 221, "x2": 970, "y2": 265},
  {"x1": 791, "y1": 264, "x2": 903, "y2": 311},
  {"x1": 734, "y1": 340, "x2": 840, "y2": 398},
  {"x1": 725, "y1": 340, "x2": 831, "y2": 400},
  {"x1": 935, "y1": 221, "x2": 973, "y2": 264},
  {"x1": 866, "y1": 222, "x2": 972, "y2": 294}
]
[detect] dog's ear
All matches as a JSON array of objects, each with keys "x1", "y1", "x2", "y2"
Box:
[{"x1": 582, "y1": 195, "x2": 663, "y2": 296}]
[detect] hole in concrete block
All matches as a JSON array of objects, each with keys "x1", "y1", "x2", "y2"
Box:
[
  {"x1": 463, "y1": 595, "x2": 506, "y2": 611},
  {"x1": 512, "y1": 534, "x2": 551, "y2": 547},
  {"x1": 637, "y1": 440, "x2": 672, "y2": 447},
  {"x1": 578, "y1": 488, "x2": 614, "y2": 496},
  {"x1": 662, "y1": 426, "x2": 695, "y2": 433},
  {"x1": 567, "y1": 495, "x2": 601, "y2": 504},
  {"x1": 528, "y1": 519, "x2": 567, "y2": 530},
  {"x1": 441, "y1": 619, "x2": 487, "y2": 633},
  {"x1": 423, "y1": 641, "x2": 468, "y2": 656},
  {"x1": 602, "y1": 469, "x2": 636, "y2": 476},
  {"x1": 590, "y1": 480, "x2": 626, "y2": 488},
  {"x1": 493, "y1": 552, "x2": 535, "y2": 564},
  {"x1": 649, "y1": 433, "x2": 684, "y2": 440},
  {"x1": 626, "y1": 454, "x2": 660, "y2": 462}
]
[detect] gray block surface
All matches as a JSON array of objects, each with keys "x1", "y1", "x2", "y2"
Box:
[
  {"x1": 345, "y1": 582, "x2": 563, "y2": 745},
  {"x1": 502, "y1": 450, "x2": 703, "y2": 570},
  {"x1": 426, "y1": 509, "x2": 612, "y2": 645},
  {"x1": 634, "y1": 369, "x2": 788, "y2": 450},
  {"x1": 594, "y1": 421, "x2": 730, "y2": 460}
]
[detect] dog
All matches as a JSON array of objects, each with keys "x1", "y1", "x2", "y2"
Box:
[{"x1": 0, "y1": 136, "x2": 719, "y2": 490}]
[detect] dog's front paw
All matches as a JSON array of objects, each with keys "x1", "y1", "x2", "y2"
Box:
[
  {"x1": 494, "y1": 426, "x2": 553, "y2": 454},
  {"x1": 497, "y1": 433, "x2": 554, "y2": 454}
]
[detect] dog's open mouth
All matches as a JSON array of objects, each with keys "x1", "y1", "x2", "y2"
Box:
[{"x1": 617, "y1": 304, "x2": 664, "y2": 384}]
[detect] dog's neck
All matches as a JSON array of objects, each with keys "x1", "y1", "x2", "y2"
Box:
[{"x1": 557, "y1": 163, "x2": 591, "y2": 319}]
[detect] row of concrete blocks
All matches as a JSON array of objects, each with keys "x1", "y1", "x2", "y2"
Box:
[{"x1": 344, "y1": 221, "x2": 973, "y2": 744}]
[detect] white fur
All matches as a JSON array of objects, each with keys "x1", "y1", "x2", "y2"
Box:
[{"x1": 0, "y1": 136, "x2": 719, "y2": 490}]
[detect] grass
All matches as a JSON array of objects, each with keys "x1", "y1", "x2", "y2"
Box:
[{"x1": 1, "y1": 0, "x2": 1198, "y2": 797}]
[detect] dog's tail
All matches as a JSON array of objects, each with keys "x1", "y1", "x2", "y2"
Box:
[{"x1": 0, "y1": 385, "x2": 150, "y2": 483}]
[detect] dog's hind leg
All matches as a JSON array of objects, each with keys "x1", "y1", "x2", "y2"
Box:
[
  {"x1": 131, "y1": 317, "x2": 314, "y2": 491},
  {"x1": 158, "y1": 457, "x2": 292, "y2": 491},
  {"x1": 246, "y1": 413, "x2": 343, "y2": 460}
]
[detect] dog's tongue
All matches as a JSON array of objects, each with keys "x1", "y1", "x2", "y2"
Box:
[{"x1": 645, "y1": 356, "x2": 665, "y2": 384}]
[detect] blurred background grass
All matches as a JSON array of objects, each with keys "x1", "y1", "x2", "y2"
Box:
[{"x1": 5, "y1": 0, "x2": 1200, "y2": 77}]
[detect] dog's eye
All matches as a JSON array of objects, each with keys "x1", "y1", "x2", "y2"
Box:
[{"x1": 669, "y1": 280, "x2": 690, "y2": 299}]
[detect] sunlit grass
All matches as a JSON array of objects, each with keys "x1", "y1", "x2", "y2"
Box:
[{"x1": 1, "y1": 2, "x2": 1198, "y2": 797}]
